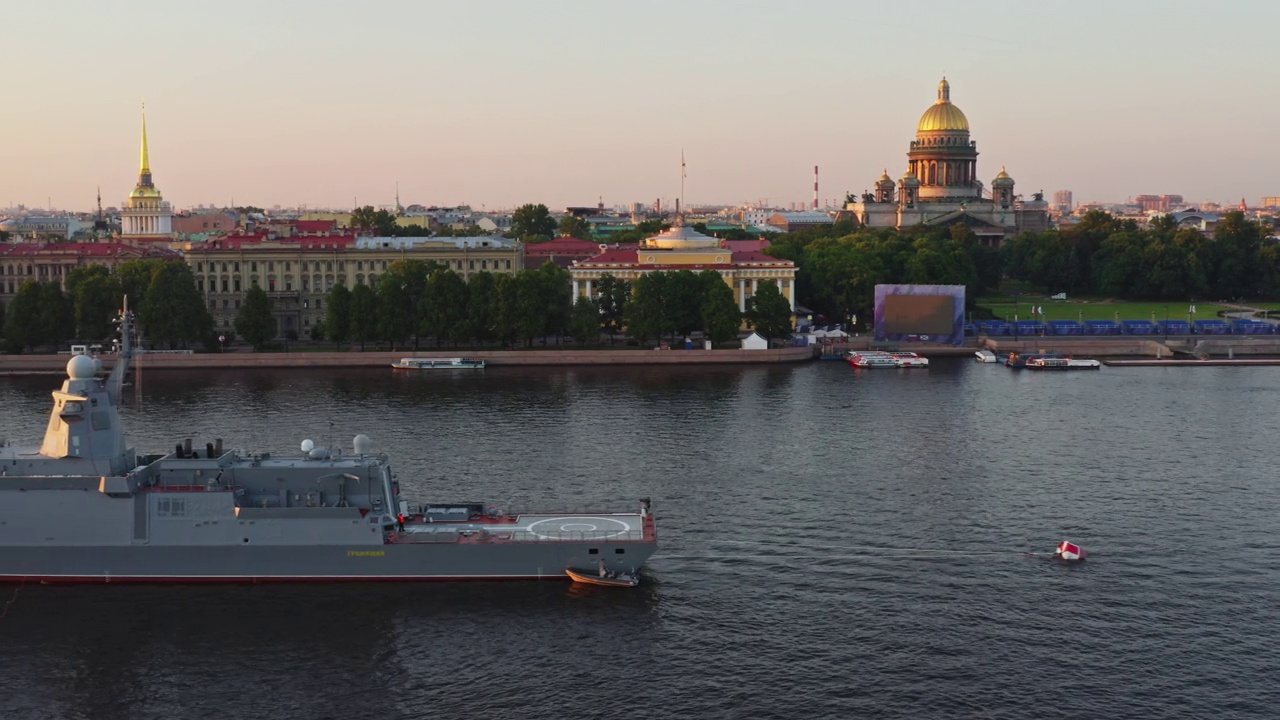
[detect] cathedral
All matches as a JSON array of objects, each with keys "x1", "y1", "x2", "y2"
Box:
[
  {"x1": 119, "y1": 110, "x2": 173, "y2": 243},
  {"x1": 846, "y1": 78, "x2": 1047, "y2": 246}
]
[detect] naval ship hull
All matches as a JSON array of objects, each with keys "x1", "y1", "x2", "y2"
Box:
[
  {"x1": 0, "y1": 311, "x2": 659, "y2": 584},
  {"x1": 0, "y1": 540, "x2": 657, "y2": 583}
]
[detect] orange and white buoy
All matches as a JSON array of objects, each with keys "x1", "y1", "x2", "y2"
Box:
[{"x1": 1054, "y1": 541, "x2": 1086, "y2": 562}]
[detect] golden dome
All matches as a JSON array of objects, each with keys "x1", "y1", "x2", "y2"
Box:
[{"x1": 917, "y1": 77, "x2": 969, "y2": 133}]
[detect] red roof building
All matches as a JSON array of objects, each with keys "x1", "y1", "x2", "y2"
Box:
[
  {"x1": 0, "y1": 241, "x2": 179, "y2": 298},
  {"x1": 569, "y1": 223, "x2": 795, "y2": 317},
  {"x1": 523, "y1": 236, "x2": 606, "y2": 269}
]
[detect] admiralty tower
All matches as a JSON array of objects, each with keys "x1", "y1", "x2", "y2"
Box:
[{"x1": 119, "y1": 109, "x2": 173, "y2": 243}]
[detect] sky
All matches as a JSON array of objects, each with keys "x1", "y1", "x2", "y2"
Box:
[{"x1": 3, "y1": 0, "x2": 1278, "y2": 213}]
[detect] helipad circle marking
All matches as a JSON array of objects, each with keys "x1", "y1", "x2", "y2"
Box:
[{"x1": 525, "y1": 516, "x2": 633, "y2": 540}]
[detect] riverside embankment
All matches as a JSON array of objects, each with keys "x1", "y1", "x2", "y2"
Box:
[{"x1": 0, "y1": 346, "x2": 815, "y2": 373}]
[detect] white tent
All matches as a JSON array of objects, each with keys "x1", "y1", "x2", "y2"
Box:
[{"x1": 741, "y1": 332, "x2": 769, "y2": 350}]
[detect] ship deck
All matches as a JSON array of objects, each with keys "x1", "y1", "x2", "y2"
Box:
[{"x1": 390, "y1": 512, "x2": 655, "y2": 545}]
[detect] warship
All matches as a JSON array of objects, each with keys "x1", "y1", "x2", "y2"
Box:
[{"x1": 0, "y1": 307, "x2": 657, "y2": 583}]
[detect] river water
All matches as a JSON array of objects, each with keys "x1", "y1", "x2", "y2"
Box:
[{"x1": 0, "y1": 361, "x2": 1276, "y2": 719}]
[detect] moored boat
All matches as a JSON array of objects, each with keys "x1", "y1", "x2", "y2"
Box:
[
  {"x1": 565, "y1": 566, "x2": 640, "y2": 587},
  {"x1": 975, "y1": 350, "x2": 998, "y2": 363},
  {"x1": 392, "y1": 357, "x2": 486, "y2": 370},
  {"x1": 890, "y1": 352, "x2": 929, "y2": 368},
  {"x1": 848, "y1": 351, "x2": 899, "y2": 368}
]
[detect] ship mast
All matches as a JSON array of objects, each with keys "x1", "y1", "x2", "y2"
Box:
[{"x1": 106, "y1": 297, "x2": 136, "y2": 405}]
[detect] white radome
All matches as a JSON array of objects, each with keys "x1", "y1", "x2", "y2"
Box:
[
  {"x1": 353, "y1": 434, "x2": 372, "y2": 454},
  {"x1": 67, "y1": 354, "x2": 96, "y2": 380},
  {"x1": 300, "y1": 439, "x2": 315, "y2": 453}
]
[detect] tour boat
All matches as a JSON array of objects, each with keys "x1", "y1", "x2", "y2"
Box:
[
  {"x1": 890, "y1": 352, "x2": 929, "y2": 368},
  {"x1": 391, "y1": 357, "x2": 486, "y2": 370},
  {"x1": 1024, "y1": 355, "x2": 1101, "y2": 371},
  {"x1": 848, "y1": 351, "x2": 898, "y2": 368},
  {"x1": 565, "y1": 567, "x2": 640, "y2": 588}
]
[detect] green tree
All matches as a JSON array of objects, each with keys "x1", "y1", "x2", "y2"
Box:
[
  {"x1": 666, "y1": 269, "x2": 705, "y2": 337},
  {"x1": 558, "y1": 215, "x2": 592, "y2": 240},
  {"x1": 4, "y1": 281, "x2": 46, "y2": 351},
  {"x1": 513, "y1": 269, "x2": 548, "y2": 345},
  {"x1": 596, "y1": 274, "x2": 629, "y2": 344},
  {"x1": 378, "y1": 259, "x2": 432, "y2": 347},
  {"x1": 349, "y1": 205, "x2": 398, "y2": 235},
  {"x1": 465, "y1": 271, "x2": 498, "y2": 346},
  {"x1": 625, "y1": 272, "x2": 671, "y2": 345},
  {"x1": 38, "y1": 281, "x2": 74, "y2": 348},
  {"x1": 116, "y1": 258, "x2": 165, "y2": 310},
  {"x1": 326, "y1": 284, "x2": 353, "y2": 347},
  {"x1": 538, "y1": 262, "x2": 573, "y2": 342},
  {"x1": 422, "y1": 268, "x2": 469, "y2": 346},
  {"x1": 235, "y1": 286, "x2": 275, "y2": 349},
  {"x1": 510, "y1": 203, "x2": 557, "y2": 242},
  {"x1": 349, "y1": 283, "x2": 378, "y2": 350},
  {"x1": 72, "y1": 271, "x2": 123, "y2": 342},
  {"x1": 699, "y1": 270, "x2": 740, "y2": 344},
  {"x1": 746, "y1": 280, "x2": 793, "y2": 340},
  {"x1": 141, "y1": 261, "x2": 212, "y2": 348},
  {"x1": 569, "y1": 296, "x2": 600, "y2": 345},
  {"x1": 493, "y1": 273, "x2": 519, "y2": 346}
]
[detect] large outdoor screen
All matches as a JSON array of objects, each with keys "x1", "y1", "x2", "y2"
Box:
[
  {"x1": 873, "y1": 284, "x2": 966, "y2": 345},
  {"x1": 882, "y1": 295, "x2": 955, "y2": 335}
]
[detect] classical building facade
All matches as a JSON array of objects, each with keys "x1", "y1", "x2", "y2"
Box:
[
  {"x1": 181, "y1": 235, "x2": 523, "y2": 337},
  {"x1": 0, "y1": 242, "x2": 177, "y2": 302},
  {"x1": 569, "y1": 222, "x2": 797, "y2": 315},
  {"x1": 847, "y1": 79, "x2": 1048, "y2": 245},
  {"x1": 119, "y1": 112, "x2": 174, "y2": 243}
]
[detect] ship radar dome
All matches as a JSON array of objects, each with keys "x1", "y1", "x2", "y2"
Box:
[
  {"x1": 353, "y1": 434, "x2": 372, "y2": 454},
  {"x1": 301, "y1": 439, "x2": 315, "y2": 453},
  {"x1": 67, "y1": 354, "x2": 96, "y2": 380}
]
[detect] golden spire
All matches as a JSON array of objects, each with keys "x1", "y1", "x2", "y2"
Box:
[
  {"x1": 140, "y1": 102, "x2": 150, "y2": 175},
  {"x1": 937, "y1": 77, "x2": 950, "y2": 103}
]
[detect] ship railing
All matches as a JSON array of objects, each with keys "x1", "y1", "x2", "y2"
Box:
[{"x1": 388, "y1": 529, "x2": 651, "y2": 545}]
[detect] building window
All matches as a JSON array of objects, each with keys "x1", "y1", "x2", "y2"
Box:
[
  {"x1": 196, "y1": 262, "x2": 203, "y2": 273},
  {"x1": 234, "y1": 262, "x2": 240, "y2": 272},
  {"x1": 357, "y1": 261, "x2": 363, "y2": 271},
  {"x1": 268, "y1": 262, "x2": 274, "y2": 272},
  {"x1": 234, "y1": 278, "x2": 241, "y2": 292},
  {"x1": 251, "y1": 262, "x2": 258, "y2": 272},
  {"x1": 469, "y1": 260, "x2": 474, "y2": 269},
  {"x1": 234, "y1": 300, "x2": 240, "y2": 309},
  {"x1": 326, "y1": 262, "x2": 333, "y2": 272},
  {"x1": 505, "y1": 260, "x2": 511, "y2": 270},
  {"x1": 316, "y1": 299, "x2": 323, "y2": 309}
]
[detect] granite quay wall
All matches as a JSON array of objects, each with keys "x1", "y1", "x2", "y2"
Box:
[{"x1": 0, "y1": 346, "x2": 815, "y2": 373}]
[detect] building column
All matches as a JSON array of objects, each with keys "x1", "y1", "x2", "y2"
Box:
[
  {"x1": 752, "y1": 279, "x2": 758, "y2": 297},
  {"x1": 738, "y1": 279, "x2": 746, "y2": 312},
  {"x1": 787, "y1": 279, "x2": 795, "y2": 311},
  {"x1": 572, "y1": 279, "x2": 579, "y2": 299},
  {"x1": 585, "y1": 279, "x2": 593, "y2": 299}
]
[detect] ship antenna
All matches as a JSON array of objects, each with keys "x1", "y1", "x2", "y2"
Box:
[{"x1": 106, "y1": 297, "x2": 136, "y2": 405}]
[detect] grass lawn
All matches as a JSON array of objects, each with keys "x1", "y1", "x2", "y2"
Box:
[{"x1": 974, "y1": 299, "x2": 1231, "y2": 323}]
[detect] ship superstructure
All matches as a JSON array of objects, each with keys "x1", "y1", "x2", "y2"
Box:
[{"x1": 0, "y1": 307, "x2": 657, "y2": 582}]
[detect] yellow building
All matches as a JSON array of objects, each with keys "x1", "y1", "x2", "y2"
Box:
[
  {"x1": 569, "y1": 222, "x2": 796, "y2": 314},
  {"x1": 180, "y1": 235, "x2": 523, "y2": 338}
]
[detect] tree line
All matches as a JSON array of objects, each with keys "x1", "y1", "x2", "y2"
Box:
[
  {"x1": 2, "y1": 260, "x2": 213, "y2": 353},
  {"x1": 1001, "y1": 210, "x2": 1275, "y2": 301},
  {"x1": 765, "y1": 220, "x2": 1001, "y2": 326},
  {"x1": 317, "y1": 261, "x2": 794, "y2": 350}
]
